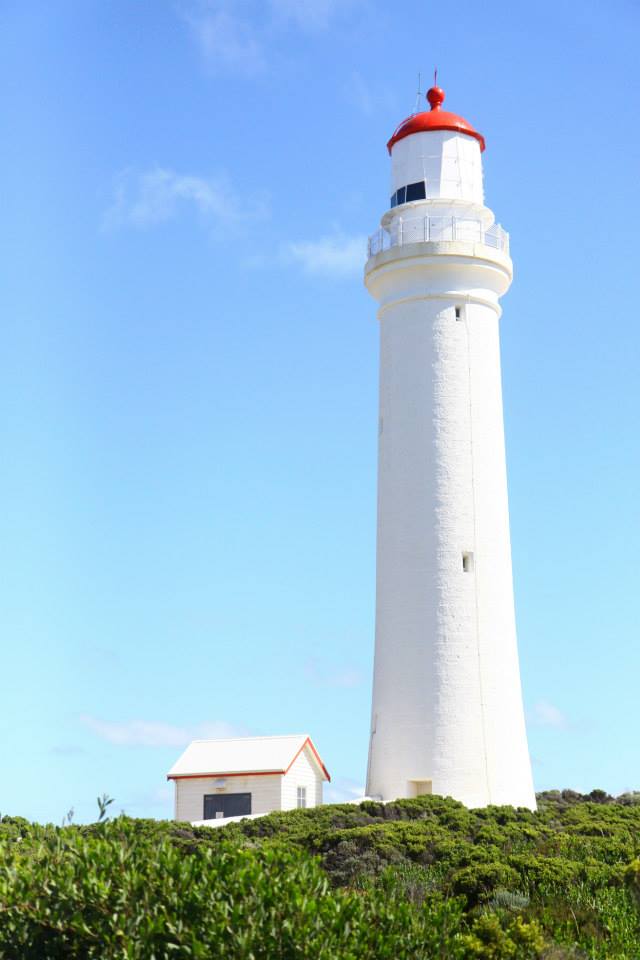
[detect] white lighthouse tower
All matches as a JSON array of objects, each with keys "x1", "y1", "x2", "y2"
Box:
[{"x1": 365, "y1": 84, "x2": 536, "y2": 810}]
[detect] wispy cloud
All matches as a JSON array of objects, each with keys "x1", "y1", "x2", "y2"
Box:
[
  {"x1": 532, "y1": 700, "x2": 569, "y2": 729},
  {"x1": 50, "y1": 745, "x2": 87, "y2": 757},
  {"x1": 103, "y1": 167, "x2": 268, "y2": 232},
  {"x1": 304, "y1": 657, "x2": 365, "y2": 688},
  {"x1": 284, "y1": 232, "x2": 366, "y2": 277},
  {"x1": 346, "y1": 70, "x2": 374, "y2": 117},
  {"x1": 179, "y1": 0, "x2": 359, "y2": 74},
  {"x1": 344, "y1": 70, "x2": 394, "y2": 118},
  {"x1": 325, "y1": 776, "x2": 365, "y2": 804},
  {"x1": 270, "y1": 0, "x2": 359, "y2": 31},
  {"x1": 181, "y1": 1, "x2": 266, "y2": 75},
  {"x1": 121, "y1": 785, "x2": 174, "y2": 814},
  {"x1": 81, "y1": 715, "x2": 248, "y2": 747}
]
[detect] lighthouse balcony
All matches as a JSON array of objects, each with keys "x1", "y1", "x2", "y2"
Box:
[{"x1": 367, "y1": 216, "x2": 509, "y2": 258}]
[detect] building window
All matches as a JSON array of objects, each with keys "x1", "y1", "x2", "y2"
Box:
[
  {"x1": 455, "y1": 305, "x2": 463, "y2": 321},
  {"x1": 462, "y1": 552, "x2": 474, "y2": 573},
  {"x1": 296, "y1": 786, "x2": 307, "y2": 809},
  {"x1": 405, "y1": 181, "x2": 426, "y2": 202}
]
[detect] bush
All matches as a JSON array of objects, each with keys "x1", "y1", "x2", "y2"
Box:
[
  {"x1": 0, "y1": 818, "x2": 536, "y2": 959},
  {"x1": 0, "y1": 790, "x2": 638, "y2": 958}
]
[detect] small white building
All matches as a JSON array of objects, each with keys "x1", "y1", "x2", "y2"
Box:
[{"x1": 167, "y1": 734, "x2": 330, "y2": 824}]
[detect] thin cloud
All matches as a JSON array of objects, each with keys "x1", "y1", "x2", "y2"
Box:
[
  {"x1": 103, "y1": 167, "x2": 268, "y2": 232},
  {"x1": 270, "y1": 0, "x2": 359, "y2": 31},
  {"x1": 330, "y1": 667, "x2": 364, "y2": 688},
  {"x1": 81, "y1": 715, "x2": 248, "y2": 747},
  {"x1": 179, "y1": 0, "x2": 359, "y2": 74},
  {"x1": 284, "y1": 232, "x2": 366, "y2": 277},
  {"x1": 325, "y1": 777, "x2": 365, "y2": 804},
  {"x1": 181, "y1": 1, "x2": 266, "y2": 75},
  {"x1": 50, "y1": 745, "x2": 87, "y2": 757},
  {"x1": 121, "y1": 785, "x2": 173, "y2": 813},
  {"x1": 345, "y1": 70, "x2": 394, "y2": 118},
  {"x1": 532, "y1": 700, "x2": 569, "y2": 729},
  {"x1": 346, "y1": 70, "x2": 374, "y2": 117},
  {"x1": 304, "y1": 657, "x2": 365, "y2": 688}
]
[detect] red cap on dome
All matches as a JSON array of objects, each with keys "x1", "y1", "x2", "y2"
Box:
[{"x1": 387, "y1": 85, "x2": 485, "y2": 154}]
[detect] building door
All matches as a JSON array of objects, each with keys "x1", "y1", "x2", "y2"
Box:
[
  {"x1": 407, "y1": 779, "x2": 432, "y2": 798},
  {"x1": 203, "y1": 793, "x2": 252, "y2": 820}
]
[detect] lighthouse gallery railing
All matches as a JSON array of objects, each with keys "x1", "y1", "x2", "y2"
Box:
[{"x1": 367, "y1": 216, "x2": 509, "y2": 258}]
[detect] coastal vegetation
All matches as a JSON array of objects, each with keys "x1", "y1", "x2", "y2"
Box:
[{"x1": 1, "y1": 790, "x2": 639, "y2": 958}]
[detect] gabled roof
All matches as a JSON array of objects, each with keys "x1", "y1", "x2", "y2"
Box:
[{"x1": 167, "y1": 733, "x2": 330, "y2": 781}]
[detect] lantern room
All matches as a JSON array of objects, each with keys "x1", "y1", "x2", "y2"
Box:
[{"x1": 386, "y1": 86, "x2": 485, "y2": 211}]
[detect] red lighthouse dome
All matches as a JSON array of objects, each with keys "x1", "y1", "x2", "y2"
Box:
[{"x1": 387, "y1": 86, "x2": 486, "y2": 155}]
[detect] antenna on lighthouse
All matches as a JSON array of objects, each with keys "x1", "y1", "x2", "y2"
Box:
[{"x1": 413, "y1": 72, "x2": 422, "y2": 114}]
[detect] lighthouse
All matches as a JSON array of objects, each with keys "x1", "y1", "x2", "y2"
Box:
[{"x1": 365, "y1": 85, "x2": 536, "y2": 810}]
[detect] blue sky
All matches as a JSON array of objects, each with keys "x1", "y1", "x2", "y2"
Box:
[{"x1": 1, "y1": 0, "x2": 638, "y2": 824}]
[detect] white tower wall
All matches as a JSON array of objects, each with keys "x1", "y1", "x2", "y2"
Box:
[
  {"x1": 390, "y1": 130, "x2": 484, "y2": 204},
  {"x1": 365, "y1": 100, "x2": 536, "y2": 810}
]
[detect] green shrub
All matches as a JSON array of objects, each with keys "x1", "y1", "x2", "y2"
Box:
[
  {"x1": 0, "y1": 790, "x2": 638, "y2": 958},
  {"x1": 0, "y1": 819, "x2": 528, "y2": 959}
]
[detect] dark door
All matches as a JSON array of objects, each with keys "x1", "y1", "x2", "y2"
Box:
[{"x1": 203, "y1": 793, "x2": 252, "y2": 820}]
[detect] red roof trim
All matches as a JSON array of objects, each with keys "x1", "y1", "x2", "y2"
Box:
[
  {"x1": 168, "y1": 770, "x2": 284, "y2": 781},
  {"x1": 285, "y1": 736, "x2": 331, "y2": 782},
  {"x1": 387, "y1": 85, "x2": 485, "y2": 155},
  {"x1": 167, "y1": 736, "x2": 331, "y2": 783}
]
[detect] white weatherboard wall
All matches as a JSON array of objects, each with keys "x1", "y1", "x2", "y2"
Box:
[
  {"x1": 281, "y1": 744, "x2": 323, "y2": 808},
  {"x1": 175, "y1": 749, "x2": 323, "y2": 822},
  {"x1": 175, "y1": 774, "x2": 282, "y2": 823},
  {"x1": 365, "y1": 125, "x2": 536, "y2": 810},
  {"x1": 169, "y1": 736, "x2": 328, "y2": 823}
]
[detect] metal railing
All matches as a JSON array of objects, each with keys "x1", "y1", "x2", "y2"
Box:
[{"x1": 367, "y1": 216, "x2": 509, "y2": 258}]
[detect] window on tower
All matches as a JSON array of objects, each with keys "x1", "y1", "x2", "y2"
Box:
[
  {"x1": 405, "y1": 181, "x2": 426, "y2": 202},
  {"x1": 389, "y1": 181, "x2": 427, "y2": 209},
  {"x1": 462, "y1": 552, "x2": 474, "y2": 573}
]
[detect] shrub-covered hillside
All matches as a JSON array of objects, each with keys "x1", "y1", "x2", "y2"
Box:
[{"x1": 1, "y1": 790, "x2": 639, "y2": 958}]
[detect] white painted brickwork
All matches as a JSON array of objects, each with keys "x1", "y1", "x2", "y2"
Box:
[{"x1": 365, "y1": 128, "x2": 536, "y2": 810}]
